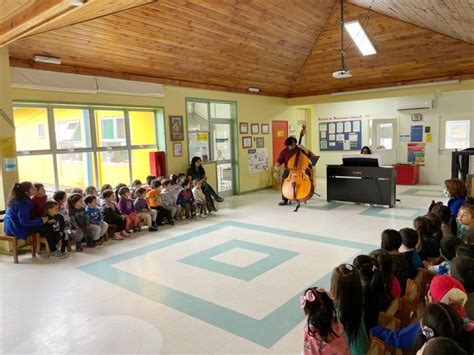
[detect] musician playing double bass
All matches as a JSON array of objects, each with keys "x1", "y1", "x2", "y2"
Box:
[{"x1": 275, "y1": 136, "x2": 315, "y2": 206}]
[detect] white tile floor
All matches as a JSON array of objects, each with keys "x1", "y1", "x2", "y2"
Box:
[{"x1": 0, "y1": 179, "x2": 444, "y2": 354}]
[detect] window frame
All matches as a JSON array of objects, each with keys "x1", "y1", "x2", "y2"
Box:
[{"x1": 13, "y1": 102, "x2": 165, "y2": 190}]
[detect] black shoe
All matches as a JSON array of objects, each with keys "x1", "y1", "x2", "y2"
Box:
[
  {"x1": 278, "y1": 200, "x2": 288, "y2": 206},
  {"x1": 216, "y1": 196, "x2": 224, "y2": 202},
  {"x1": 211, "y1": 206, "x2": 217, "y2": 212},
  {"x1": 169, "y1": 219, "x2": 175, "y2": 226},
  {"x1": 149, "y1": 226, "x2": 158, "y2": 232}
]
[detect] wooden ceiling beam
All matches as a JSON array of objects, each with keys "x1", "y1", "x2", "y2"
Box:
[
  {"x1": 0, "y1": 0, "x2": 72, "y2": 46},
  {"x1": 0, "y1": 0, "x2": 158, "y2": 47}
]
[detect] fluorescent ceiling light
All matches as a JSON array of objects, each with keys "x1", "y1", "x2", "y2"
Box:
[
  {"x1": 344, "y1": 21, "x2": 376, "y2": 56},
  {"x1": 33, "y1": 55, "x2": 61, "y2": 65},
  {"x1": 248, "y1": 87, "x2": 261, "y2": 93}
]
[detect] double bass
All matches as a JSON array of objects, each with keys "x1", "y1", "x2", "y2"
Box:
[{"x1": 281, "y1": 125, "x2": 314, "y2": 212}]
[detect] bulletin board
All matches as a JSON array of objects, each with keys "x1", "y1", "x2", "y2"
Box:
[{"x1": 319, "y1": 120, "x2": 362, "y2": 151}]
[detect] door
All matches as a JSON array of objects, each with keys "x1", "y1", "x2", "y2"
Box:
[
  {"x1": 438, "y1": 114, "x2": 474, "y2": 183},
  {"x1": 211, "y1": 119, "x2": 234, "y2": 197},
  {"x1": 272, "y1": 120, "x2": 288, "y2": 164},
  {"x1": 370, "y1": 119, "x2": 398, "y2": 165}
]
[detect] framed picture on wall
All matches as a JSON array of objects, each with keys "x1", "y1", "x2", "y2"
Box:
[
  {"x1": 240, "y1": 122, "x2": 248, "y2": 134},
  {"x1": 242, "y1": 136, "x2": 252, "y2": 148},
  {"x1": 256, "y1": 137, "x2": 264, "y2": 148},
  {"x1": 251, "y1": 123, "x2": 259, "y2": 134},
  {"x1": 261, "y1": 123, "x2": 269, "y2": 134},
  {"x1": 169, "y1": 115, "x2": 184, "y2": 141},
  {"x1": 173, "y1": 142, "x2": 182, "y2": 157}
]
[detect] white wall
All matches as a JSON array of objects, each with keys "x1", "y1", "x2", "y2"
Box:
[{"x1": 312, "y1": 91, "x2": 474, "y2": 184}]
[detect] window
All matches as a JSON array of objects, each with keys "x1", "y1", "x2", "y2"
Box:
[
  {"x1": 57, "y1": 153, "x2": 96, "y2": 191},
  {"x1": 210, "y1": 103, "x2": 232, "y2": 119},
  {"x1": 95, "y1": 110, "x2": 126, "y2": 148},
  {"x1": 54, "y1": 108, "x2": 91, "y2": 150},
  {"x1": 376, "y1": 123, "x2": 393, "y2": 149},
  {"x1": 14, "y1": 107, "x2": 50, "y2": 151},
  {"x1": 17, "y1": 155, "x2": 55, "y2": 194},
  {"x1": 36, "y1": 124, "x2": 45, "y2": 139},
  {"x1": 129, "y1": 111, "x2": 157, "y2": 146},
  {"x1": 445, "y1": 120, "x2": 470, "y2": 149},
  {"x1": 187, "y1": 101, "x2": 210, "y2": 161},
  {"x1": 15, "y1": 105, "x2": 163, "y2": 190}
]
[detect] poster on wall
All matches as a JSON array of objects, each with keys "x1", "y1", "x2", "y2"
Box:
[
  {"x1": 407, "y1": 143, "x2": 425, "y2": 166},
  {"x1": 410, "y1": 125, "x2": 423, "y2": 142},
  {"x1": 248, "y1": 148, "x2": 268, "y2": 174},
  {"x1": 319, "y1": 120, "x2": 362, "y2": 151}
]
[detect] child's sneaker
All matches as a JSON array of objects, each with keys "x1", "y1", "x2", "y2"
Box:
[
  {"x1": 113, "y1": 233, "x2": 124, "y2": 240},
  {"x1": 50, "y1": 250, "x2": 68, "y2": 258}
]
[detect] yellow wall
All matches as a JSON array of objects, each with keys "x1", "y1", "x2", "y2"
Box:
[
  {"x1": 0, "y1": 47, "x2": 18, "y2": 209},
  {"x1": 12, "y1": 86, "x2": 312, "y2": 193}
]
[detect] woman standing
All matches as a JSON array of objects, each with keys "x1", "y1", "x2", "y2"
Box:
[{"x1": 186, "y1": 156, "x2": 224, "y2": 212}]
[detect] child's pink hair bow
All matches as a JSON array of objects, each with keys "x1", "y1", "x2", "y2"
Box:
[{"x1": 300, "y1": 290, "x2": 316, "y2": 308}]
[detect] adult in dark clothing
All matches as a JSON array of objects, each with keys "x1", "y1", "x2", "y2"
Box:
[
  {"x1": 274, "y1": 136, "x2": 314, "y2": 206},
  {"x1": 186, "y1": 156, "x2": 224, "y2": 212}
]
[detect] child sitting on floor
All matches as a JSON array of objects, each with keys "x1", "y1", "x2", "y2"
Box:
[
  {"x1": 424, "y1": 235, "x2": 463, "y2": 275},
  {"x1": 457, "y1": 202, "x2": 474, "y2": 242},
  {"x1": 117, "y1": 186, "x2": 140, "y2": 232},
  {"x1": 399, "y1": 227, "x2": 422, "y2": 279},
  {"x1": 84, "y1": 195, "x2": 108, "y2": 245},
  {"x1": 380, "y1": 229, "x2": 410, "y2": 294},
  {"x1": 41, "y1": 200, "x2": 68, "y2": 258},
  {"x1": 134, "y1": 187, "x2": 158, "y2": 232},
  {"x1": 330, "y1": 264, "x2": 369, "y2": 355},
  {"x1": 101, "y1": 189, "x2": 130, "y2": 240},
  {"x1": 300, "y1": 287, "x2": 350, "y2": 355},
  {"x1": 431, "y1": 204, "x2": 454, "y2": 237}
]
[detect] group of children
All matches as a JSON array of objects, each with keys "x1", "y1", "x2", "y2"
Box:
[
  {"x1": 3, "y1": 173, "x2": 220, "y2": 258},
  {"x1": 301, "y1": 178, "x2": 474, "y2": 355}
]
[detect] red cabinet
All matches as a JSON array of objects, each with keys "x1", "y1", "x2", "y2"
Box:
[
  {"x1": 149, "y1": 151, "x2": 166, "y2": 178},
  {"x1": 394, "y1": 164, "x2": 419, "y2": 185}
]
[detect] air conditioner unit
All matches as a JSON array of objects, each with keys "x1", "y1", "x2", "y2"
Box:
[{"x1": 396, "y1": 98, "x2": 433, "y2": 110}]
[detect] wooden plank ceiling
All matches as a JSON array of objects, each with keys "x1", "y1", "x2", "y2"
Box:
[
  {"x1": 5, "y1": 0, "x2": 474, "y2": 97},
  {"x1": 347, "y1": 0, "x2": 474, "y2": 44},
  {"x1": 289, "y1": 2, "x2": 474, "y2": 97}
]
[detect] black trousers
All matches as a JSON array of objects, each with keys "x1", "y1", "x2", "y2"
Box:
[
  {"x1": 151, "y1": 206, "x2": 172, "y2": 223},
  {"x1": 203, "y1": 182, "x2": 218, "y2": 210},
  {"x1": 281, "y1": 170, "x2": 290, "y2": 203},
  {"x1": 44, "y1": 230, "x2": 60, "y2": 252}
]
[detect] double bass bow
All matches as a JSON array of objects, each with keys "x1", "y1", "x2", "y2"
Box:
[{"x1": 281, "y1": 124, "x2": 314, "y2": 212}]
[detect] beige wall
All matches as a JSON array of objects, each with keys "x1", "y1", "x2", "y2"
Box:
[
  {"x1": 0, "y1": 47, "x2": 18, "y2": 209},
  {"x1": 12, "y1": 85, "x2": 311, "y2": 194}
]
